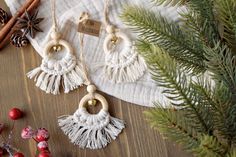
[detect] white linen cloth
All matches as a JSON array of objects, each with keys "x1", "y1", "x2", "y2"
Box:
[{"x1": 5, "y1": 0, "x2": 181, "y2": 107}]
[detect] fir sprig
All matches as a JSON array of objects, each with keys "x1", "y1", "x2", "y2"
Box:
[
  {"x1": 227, "y1": 150, "x2": 236, "y2": 157},
  {"x1": 197, "y1": 135, "x2": 225, "y2": 157},
  {"x1": 121, "y1": 0, "x2": 236, "y2": 156},
  {"x1": 145, "y1": 106, "x2": 200, "y2": 151},
  {"x1": 204, "y1": 43, "x2": 236, "y2": 99},
  {"x1": 187, "y1": 0, "x2": 219, "y2": 43},
  {"x1": 121, "y1": 7, "x2": 206, "y2": 73},
  {"x1": 215, "y1": 0, "x2": 236, "y2": 50},
  {"x1": 138, "y1": 45, "x2": 212, "y2": 133},
  {"x1": 152, "y1": 0, "x2": 219, "y2": 44}
]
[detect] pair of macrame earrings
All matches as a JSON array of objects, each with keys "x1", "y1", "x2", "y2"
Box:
[{"x1": 27, "y1": 0, "x2": 125, "y2": 149}]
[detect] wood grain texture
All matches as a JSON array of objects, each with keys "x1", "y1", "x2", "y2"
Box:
[{"x1": 0, "y1": 2, "x2": 192, "y2": 157}]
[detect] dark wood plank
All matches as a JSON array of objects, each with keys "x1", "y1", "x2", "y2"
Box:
[{"x1": 0, "y1": 1, "x2": 192, "y2": 157}]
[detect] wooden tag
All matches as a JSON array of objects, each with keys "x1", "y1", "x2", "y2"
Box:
[{"x1": 78, "y1": 19, "x2": 101, "y2": 37}]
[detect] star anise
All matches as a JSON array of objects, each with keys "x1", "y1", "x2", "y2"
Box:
[{"x1": 16, "y1": 10, "x2": 44, "y2": 38}]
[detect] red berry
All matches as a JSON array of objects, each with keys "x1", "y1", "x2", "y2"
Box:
[
  {"x1": 13, "y1": 152, "x2": 24, "y2": 157},
  {"x1": 21, "y1": 126, "x2": 35, "y2": 139},
  {"x1": 9, "y1": 108, "x2": 23, "y2": 120},
  {"x1": 38, "y1": 151, "x2": 51, "y2": 157},
  {"x1": 37, "y1": 141, "x2": 48, "y2": 151},
  {"x1": 36, "y1": 128, "x2": 49, "y2": 142}
]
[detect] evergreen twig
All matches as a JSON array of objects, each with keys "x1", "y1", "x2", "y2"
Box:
[
  {"x1": 122, "y1": 0, "x2": 236, "y2": 156},
  {"x1": 121, "y1": 6, "x2": 206, "y2": 73}
]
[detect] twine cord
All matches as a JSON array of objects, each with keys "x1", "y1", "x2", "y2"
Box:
[
  {"x1": 78, "y1": 13, "x2": 92, "y2": 85},
  {"x1": 50, "y1": 0, "x2": 58, "y2": 33},
  {"x1": 104, "y1": 0, "x2": 111, "y2": 27}
]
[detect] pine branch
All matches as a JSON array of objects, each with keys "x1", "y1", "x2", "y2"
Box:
[
  {"x1": 204, "y1": 43, "x2": 236, "y2": 103},
  {"x1": 190, "y1": 78, "x2": 230, "y2": 123},
  {"x1": 139, "y1": 46, "x2": 211, "y2": 133},
  {"x1": 121, "y1": 1, "x2": 236, "y2": 156},
  {"x1": 223, "y1": 104, "x2": 236, "y2": 145},
  {"x1": 151, "y1": 0, "x2": 187, "y2": 6},
  {"x1": 180, "y1": 11, "x2": 215, "y2": 47},
  {"x1": 205, "y1": 42, "x2": 236, "y2": 145},
  {"x1": 136, "y1": 40, "x2": 203, "y2": 73},
  {"x1": 145, "y1": 106, "x2": 200, "y2": 151},
  {"x1": 211, "y1": 83, "x2": 234, "y2": 145},
  {"x1": 180, "y1": 11, "x2": 202, "y2": 38},
  {"x1": 175, "y1": 0, "x2": 219, "y2": 46},
  {"x1": 227, "y1": 149, "x2": 236, "y2": 157},
  {"x1": 190, "y1": 78, "x2": 216, "y2": 133},
  {"x1": 186, "y1": 0, "x2": 219, "y2": 44},
  {"x1": 196, "y1": 135, "x2": 226, "y2": 157},
  {"x1": 215, "y1": 0, "x2": 236, "y2": 51},
  {"x1": 121, "y1": 6, "x2": 206, "y2": 73},
  {"x1": 185, "y1": 74, "x2": 236, "y2": 148}
]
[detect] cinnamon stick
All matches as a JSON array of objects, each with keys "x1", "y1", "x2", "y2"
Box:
[
  {"x1": 0, "y1": 0, "x2": 34, "y2": 43},
  {"x1": 0, "y1": 0, "x2": 40, "y2": 50}
]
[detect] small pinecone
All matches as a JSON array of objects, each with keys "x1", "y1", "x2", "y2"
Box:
[
  {"x1": 0, "y1": 8, "x2": 8, "y2": 25},
  {"x1": 10, "y1": 31, "x2": 29, "y2": 48}
]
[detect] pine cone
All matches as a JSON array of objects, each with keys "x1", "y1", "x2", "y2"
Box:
[
  {"x1": 0, "y1": 8, "x2": 8, "y2": 25},
  {"x1": 10, "y1": 31, "x2": 29, "y2": 48}
]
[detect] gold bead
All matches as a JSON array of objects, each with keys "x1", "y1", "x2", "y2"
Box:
[
  {"x1": 57, "y1": 45, "x2": 62, "y2": 51},
  {"x1": 111, "y1": 35, "x2": 118, "y2": 44},
  {"x1": 88, "y1": 99, "x2": 97, "y2": 106},
  {"x1": 53, "y1": 46, "x2": 57, "y2": 51},
  {"x1": 52, "y1": 45, "x2": 62, "y2": 52}
]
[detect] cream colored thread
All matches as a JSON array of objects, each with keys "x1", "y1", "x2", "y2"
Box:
[
  {"x1": 104, "y1": 0, "x2": 111, "y2": 27},
  {"x1": 103, "y1": 0, "x2": 119, "y2": 51},
  {"x1": 50, "y1": 0, "x2": 61, "y2": 45},
  {"x1": 78, "y1": 13, "x2": 91, "y2": 85},
  {"x1": 50, "y1": 0, "x2": 58, "y2": 33}
]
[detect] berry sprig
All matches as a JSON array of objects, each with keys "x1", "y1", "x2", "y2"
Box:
[
  {"x1": 21, "y1": 127, "x2": 52, "y2": 157},
  {"x1": 0, "y1": 107, "x2": 25, "y2": 157}
]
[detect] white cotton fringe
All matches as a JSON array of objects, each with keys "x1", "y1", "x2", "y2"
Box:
[
  {"x1": 102, "y1": 46, "x2": 146, "y2": 83},
  {"x1": 27, "y1": 55, "x2": 84, "y2": 95},
  {"x1": 58, "y1": 108, "x2": 125, "y2": 149}
]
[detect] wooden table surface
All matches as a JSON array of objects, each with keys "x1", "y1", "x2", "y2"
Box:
[{"x1": 0, "y1": 1, "x2": 191, "y2": 157}]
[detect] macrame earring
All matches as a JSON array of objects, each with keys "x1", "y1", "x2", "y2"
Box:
[
  {"x1": 58, "y1": 19, "x2": 125, "y2": 149},
  {"x1": 101, "y1": 0, "x2": 147, "y2": 83},
  {"x1": 27, "y1": 0, "x2": 84, "y2": 95}
]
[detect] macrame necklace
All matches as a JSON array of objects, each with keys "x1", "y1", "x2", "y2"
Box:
[
  {"x1": 27, "y1": 0, "x2": 85, "y2": 95},
  {"x1": 58, "y1": 13, "x2": 125, "y2": 149},
  {"x1": 101, "y1": 0, "x2": 147, "y2": 83}
]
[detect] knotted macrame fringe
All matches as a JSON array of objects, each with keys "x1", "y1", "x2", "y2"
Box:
[
  {"x1": 102, "y1": 51, "x2": 147, "y2": 83},
  {"x1": 58, "y1": 108, "x2": 125, "y2": 149},
  {"x1": 27, "y1": 63, "x2": 84, "y2": 94}
]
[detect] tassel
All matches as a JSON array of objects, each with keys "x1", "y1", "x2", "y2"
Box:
[
  {"x1": 36, "y1": 72, "x2": 46, "y2": 87},
  {"x1": 40, "y1": 73, "x2": 50, "y2": 91},
  {"x1": 46, "y1": 75, "x2": 56, "y2": 94},
  {"x1": 102, "y1": 30, "x2": 147, "y2": 83},
  {"x1": 102, "y1": 51, "x2": 146, "y2": 83},
  {"x1": 58, "y1": 108, "x2": 125, "y2": 149},
  {"x1": 58, "y1": 84, "x2": 125, "y2": 149},
  {"x1": 52, "y1": 75, "x2": 61, "y2": 95},
  {"x1": 27, "y1": 54, "x2": 84, "y2": 94},
  {"x1": 27, "y1": 67, "x2": 41, "y2": 79}
]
